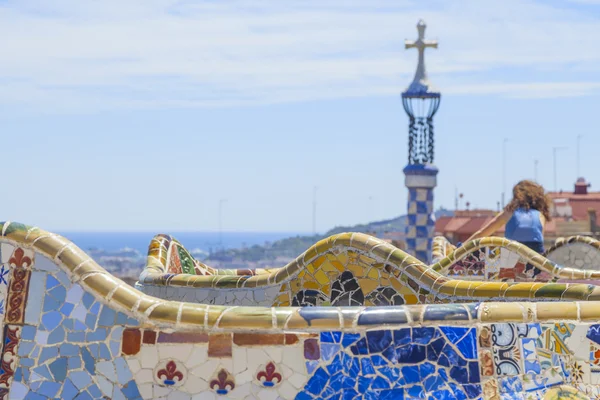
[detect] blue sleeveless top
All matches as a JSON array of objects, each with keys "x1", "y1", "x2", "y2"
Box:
[{"x1": 505, "y1": 208, "x2": 544, "y2": 243}]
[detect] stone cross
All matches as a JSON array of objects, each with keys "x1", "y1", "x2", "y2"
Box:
[{"x1": 405, "y1": 20, "x2": 437, "y2": 89}]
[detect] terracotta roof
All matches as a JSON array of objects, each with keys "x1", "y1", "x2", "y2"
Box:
[
  {"x1": 440, "y1": 217, "x2": 469, "y2": 233},
  {"x1": 548, "y1": 191, "x2": 600, "y2": 221}
]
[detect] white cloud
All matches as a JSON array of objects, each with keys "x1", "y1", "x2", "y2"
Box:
[{"x1": 1, "y1": 0, "x2": 600, "y2": 112}]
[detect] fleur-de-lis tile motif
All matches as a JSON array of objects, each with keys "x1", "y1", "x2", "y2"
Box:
[
  {"x1": 8, "y1": 248, "x2": 31, "y2": 269},
  {"x1": 256, "y1": 362, "x2": 282, "y2": 387},
  {"x1": 156, "y1": 360, "x2": 184, "y2": 386},
  {"x1": 210, "y1": 369, "x2": 235, "y2": 395}
]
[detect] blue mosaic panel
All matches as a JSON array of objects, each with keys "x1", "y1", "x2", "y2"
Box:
[
  {"x1": 13, "y1": 254, "x2": 141, "y2": 399},
  {"x1": 298, "y1": 326, "x2": 481, "y2": 399}
]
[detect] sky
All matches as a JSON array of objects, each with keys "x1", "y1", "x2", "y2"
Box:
[{"x1": 1, "y1": 0, "x2": 600, "y2": 232}]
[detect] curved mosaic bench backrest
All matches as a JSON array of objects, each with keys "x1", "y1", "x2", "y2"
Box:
[
  {"x1": 3, "y1": 222, "x2": 600, "y2": 398},
  {"x1": 137, "y1": 232, "x2": 600, "y2": 307},
  {"x1": 431, "y1": 236, "x2": 600, "y2": 283}
]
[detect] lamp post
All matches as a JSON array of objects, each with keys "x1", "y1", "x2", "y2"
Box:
[
  {"x1": 577, "y1": 135, "x2": 583, "y2": 178},
  {"x1": 401, "y1": 19, "x2": 440, "y2": 263},
  {"x1": 553, "y1": 147, "x2": 567, "y2": 192}
]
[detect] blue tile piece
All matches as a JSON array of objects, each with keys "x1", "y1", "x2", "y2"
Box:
[
  {"x1": 74, "y1": 391, "x2": 93, "y2": 400},
  {"x1": 455, "y1": 330, "x2": 477, "y2": 360},
  {"x1": 379, "y1": 389, "x2": 404, "y2": 400},
  {"x1": 49, "y1": 285, "x2": 67, "y2": 303},
  {"x1": 55, "y1": 271, "x2": 71, "y2": 288},
  {"x1": 20, "y1": 358, "x2": 34, "y2": 367},
  {"x1": 43, "y1": 294, "x2": 60, "y2": 312},
  {"x1": 122, "y1": 380, "x2": 142, "y2": 399},
  {"x1": 48, "y1": 326, "x2": 66, "y2": 344},
  {"x1": 61, "y1": 378, "x2": 79, "y2": 400},
  {"x1": 440, "y1": 326, "x2": 469, "y2": 343},
  {"x1": 99, "y1": 343, "x2": 112, "y2": 360},
  {"x1": 90, "y1": 302, "x2": 100, "y2": 315},
  {"x1": 68, "y1": 357, "x2": 81, "y2": 370},
  {"x1": 87, "y1": 327, "x2": 108, "y2": 342},
  {"x1": 33, "y1": 364, "x2": 53, "y2": 380},
  {"x1": 367, "y1": 330, "x2": 393, "y2": 353},
  {"x1": 46, "y1": 275, "x2": 60, "y2": 289},
  {"x1": 82, "y1": 293, "x2": 94, "y2": 308},
  {"x1": 60, "y1": 303, "x2": 75, "y2": 317},
  {"x1": 588, "y1": 324, "x2": 600, "y2": 345},
  {"x1": 70, "y1": 370, "x2": 92, "y2": 390},
  {"x1": 49, "y1": 358, "x2": 68, "y2": 381},
  {"x1": 116, "y1": 312, "x2": 128, "y2": 325},
  {"x1": 21, "y1": 326, "x2": 36, "y2": 340},
  {"x1": 98, "y1": 307, "x2": 116, "y2": 326},
  {"x1": 85, "y1": 312, "x2": 97, "y2": 329},
  {"x1": 67, "y1": 332, "x2": 85, "y2": 342},
  {"x1": 341, "y1": 333, "x2": 361, "y2": 348},
  {"x1": 322, "y1": 343, "x2": 340, "y2": 361},
  {"x1": 81, "y1": 347, "x2": 95, "y2": 374},
  {"x1": 88, "y1": 344, "x2": 99, "y2": 358},
  {"x1": 110, "y1": 340, "x2": 121, "y2": 358},
  {"x1": 60, "y1": 343, "x2": 79, "y2": 357},
  {"x1": 88, "y1": 384, "x2": 102, "y2": 398},
  {"x1": 42, "y1": 311, "x2": 62, "y2": 331},
  {"x1": 24, "y1": 392, "x2": 46, "y2": 400},
  {"x1": 115, "y1": 357, "x2": 133, "y2": 384},
  {"x1": 39, "y1": 382, "x2": 61, "y2": 398},
  {"x1": 39, "y1": 347, "x2": 59, "y2": 364},
  {"x1": 17, "y1": 341, "x2": 34, "y2": 357}
]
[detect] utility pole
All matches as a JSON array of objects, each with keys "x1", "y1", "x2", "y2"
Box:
[
  {"x1": 577, "y1": 134, "x2": 583, "y2": 178},
  {"x1": 218, "y1": 199, "x2": 227, "y2": 248},
  {"x1": 553, "y1": 147, "x2": 567, "y2": 192},
  {"x1": 454, "y1": 187, "x2": 458, "y2": 211},
  {"x1": 312, "y1": 186, "x2": 317, "y2": 235},
  {"x1": 534, "y1": 159, "x2": 538, "y2": 182},
  {"x1": 501, "y1": 138, "x2": 509, "y2": 208}
]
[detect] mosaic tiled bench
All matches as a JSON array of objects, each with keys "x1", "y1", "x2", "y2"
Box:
[
  {"x1": 431, "y1": 236, "x2": 600, "y2": 283},
  {"x1": 136, "y1": 232, "x2": 600, "y2": 306},
  {"x1": 3, "y1": 222, "x2": 600, "y2": 398}
]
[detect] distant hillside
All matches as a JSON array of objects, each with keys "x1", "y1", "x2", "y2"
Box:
[{"x1": 206, "y1": 208, "x2": 454, "y2": 263}]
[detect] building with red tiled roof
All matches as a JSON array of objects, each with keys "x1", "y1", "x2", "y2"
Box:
[{"x1": 436, "y1": 178, "x2": 600, "y2": 246}]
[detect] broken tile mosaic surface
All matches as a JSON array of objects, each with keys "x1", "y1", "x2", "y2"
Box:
[{"x1": 0, "y1": 222, "x2": 600, "y2": 398}]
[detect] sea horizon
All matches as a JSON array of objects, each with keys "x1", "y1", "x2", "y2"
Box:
[{"x1": 58, "y1": 230, "x2": 311, "y2": 255}]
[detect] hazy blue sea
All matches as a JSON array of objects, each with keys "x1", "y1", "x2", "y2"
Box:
[{"x1": 59, "y1": 231, "x2": 306, "y2": 255}]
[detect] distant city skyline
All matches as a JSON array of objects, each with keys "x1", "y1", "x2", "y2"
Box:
[{"x1": 1, "y1": 0, "x2": 600, "y2": 232}]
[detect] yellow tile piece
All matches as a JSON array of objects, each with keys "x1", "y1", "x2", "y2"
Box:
[
  {"x1": 403, "y1": 294, "x2": 419, "y2": 304},
  {"x1": 358, "y1": 278, "x2": 379, "y2": 294},
  {"x1": 336, "y1": 253, "x2": 349, "y2": 267},
  {"x1": 314, "y1": 269, "x2": 330, "y2": 286},
  {"x1": 347, "y1": 264, "x2": 364, "y2": 277},
  {"x1": 367, "y1": 268, "x2": 380, "y2": 280},
  {"x1": 304, "y1": 281, "x2": 320, "y2": 290},
  {"x1": 320, "y1": 261, "x2": 338, "y2": 273},
  {"x1": 331, "y1": 260, "x2": 345, "y2": 272},
  {"x1": 312, "y1": 255, "x2": 325, "y2": 268}
]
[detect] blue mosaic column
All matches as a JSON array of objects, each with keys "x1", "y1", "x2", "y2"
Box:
[{"x1": 404, "y1": 164, "x2": 438, "y2": 263}]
